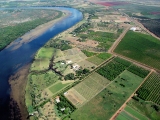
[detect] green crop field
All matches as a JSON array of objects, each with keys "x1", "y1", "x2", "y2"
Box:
[
  {"x1": 71, "y1": 70, "x2": 144, "y2": 120},
  {"x1": 136, "y1": 72, "x2": 160, "y2": 105},
  {"x1": 127, "y1": 98, "x2": 160, "y2": 120},
  {"x1": 82, "y1": 50, "x2": 97, "y2": 57},
  {"x1": 96, "y1": 53, "x2": 112, "y2": 60},
  {"x1": 87, "y1": 56, "x2": 104, "y2": 65},
  {"x1": 114, "y1": 31, "x2": 160, "y2": 70},
  {"x1": 124, "y1": 106, "x2": 149, "y2": 120},
  {"x1": 31, "y1": 47, "x2": 55, "y2": 71},
  {"x1": 49, "y1": 81, "x2": 70, "y2": 94},
  {"x1": 116, "y1": 111, "x2": 136, "y2": 120}
]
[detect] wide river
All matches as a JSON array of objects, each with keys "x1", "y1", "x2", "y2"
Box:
[{"x1": 0, "y1": 7, "x2": 82, "y2": 107}]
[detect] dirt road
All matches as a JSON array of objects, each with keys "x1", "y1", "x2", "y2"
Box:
[{"x1": 110, "y1": 70, "x2": 154, "y2": 120}]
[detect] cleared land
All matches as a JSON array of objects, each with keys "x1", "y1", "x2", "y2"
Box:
[
  {"x1": 114, "y1": 31, "x2": 160, "y2": 70},
  {"x1": 136, "y1": 72, "x2": 160, "y2": 105},
  {"x1": 71, "y1": 70, "x2": 144, "y2": 120},
  {"x1": 65, "y1": 72, "x2": 110, "y2": 108}
]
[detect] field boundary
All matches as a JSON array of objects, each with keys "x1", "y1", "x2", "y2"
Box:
[{"x1": 110, "y1": 69, "x2": 153, "y2": 120}]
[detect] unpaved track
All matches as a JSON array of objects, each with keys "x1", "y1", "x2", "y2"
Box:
[
  {"x1": 108, "y1": 26, "x2": 130, "y2": 53},
  {"x1": 110, "y1": 70, "x2": 154, "y2": 120}
]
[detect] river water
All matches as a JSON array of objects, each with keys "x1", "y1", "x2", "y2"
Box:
[{"x1": 0, "y1": 7, "x2": 82, "y2": 108}]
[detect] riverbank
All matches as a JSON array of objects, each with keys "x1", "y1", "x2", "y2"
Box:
[{"x1": 8, "y1": 9, "x2": 70, "y2": 119}]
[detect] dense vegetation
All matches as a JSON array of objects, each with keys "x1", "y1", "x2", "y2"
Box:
[
  {"x1": 56, "y1": 95, "x2": 76, "y2": 116},
  {"x1": 128, "y1": 65, "x2": 150, "y2": 78},
  {"x1": 97, "y1": 60, "x2": 127, "y2": 81},
  {"x1": 139, "y1": 19, "x2": 160, "y2": 37},
  {"x1": 136, "y1": 73, "x2": 160, "y2": 105},
  {"x1": 45, "y1": 39, "x2": 72, "y2": 51},
  {"x1": 0, "y1": 11, "x2": 62, "y2": 51},
  {"x1": 114, "y1": 31, "x2": 160, "y2": 70}
]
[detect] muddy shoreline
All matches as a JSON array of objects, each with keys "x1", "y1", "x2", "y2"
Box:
[{"x1": 8, "y1": 9, "x2": 70, "y2": 120}]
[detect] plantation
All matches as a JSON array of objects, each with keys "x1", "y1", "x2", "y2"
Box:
[
  {"x1": 114, "y1": 31, "x2": 160, "y2": 70},
  {"x1": 71, "y1": 70, "x2": 144, "y2": 120},
  {"x1": 97, "y1": 60, "x2": 127, "y2": 81},
  {"x1": 136, "y1": 72, "x2": 160, "y2": 105},
  {"x1": 127, "y1": 65, "x2": 150, "y2": 78}
]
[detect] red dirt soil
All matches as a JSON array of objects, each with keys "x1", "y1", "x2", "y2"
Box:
[{"x1": 96, "y1": 2, "x2": 129, "y2": 6}]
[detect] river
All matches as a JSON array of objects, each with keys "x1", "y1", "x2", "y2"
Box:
[{"x1": 0, "y1": 6, "x2": 82, "y2": 117}]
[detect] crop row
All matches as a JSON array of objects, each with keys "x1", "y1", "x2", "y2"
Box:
[
  {"x1": 127, "y1": 65, "x2": 149, "y2": 78},
  {"x1": 97, "y1": 60, "x2": 127, "y2": 81},
  {"x1": 136, "y1": 73, "x2": 160, "y2": 105}
]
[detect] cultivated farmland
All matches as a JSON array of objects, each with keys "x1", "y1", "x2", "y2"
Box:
[
  {"x1": 136, "y1": 72, "x2": 160, "y2": 105},
  {"x1": 114, "y1": 31, "x2": 160, "y2": 70},
  {"x1": 65, "y1": 72, "x2": 110, "y2": 108},
  {"x1": 71, "y1": 70, "x2": 144, "y2": 120}
]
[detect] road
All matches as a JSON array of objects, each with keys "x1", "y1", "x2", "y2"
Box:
[{"x1": 110, "y1": 70, "x2": 154, "y2": 120}]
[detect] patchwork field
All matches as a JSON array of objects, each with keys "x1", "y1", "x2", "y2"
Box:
[
  {"x1": 71, "y1": 70, "x2": 144, "y2": 120},
  {"x1": 31, "y1": 47, "x2": 55, "y2": 71},
  {"x1": 65, "y1": 72, "x2": 110, "y2": 108},
  {"x1": 114, "y1": 31, "x2": 160, "y2": 70}
]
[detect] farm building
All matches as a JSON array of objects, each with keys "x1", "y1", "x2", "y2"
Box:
[
  {"x1": 130, "y1": 27, "x2": 136, "y2": 31},
  {"x1": 72, "y1": 63, "x2": 80, "y2": 71},
  {"x1": 55, "y1": 96, "x2": 60, "y2": 103}
]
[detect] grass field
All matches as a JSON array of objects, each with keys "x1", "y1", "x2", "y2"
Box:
[
  {"x1": 124, "y1": 106, "x2": 149, "y2": 120},
  {"x1": 65, "y1": 72, "x2": 110, "y2": 108},
  {"x1": 127, "y1": 98, "x2": 160, "y2": 120},
  {"x1": 87, "y1": 56, "x2": 104, "y2": 65},
  {"x1": 116, "y1": 111, "x2": 136, "y2": 120},
  {"x1": 87, "y1": 53, "x2": 112, "y2": 65},
  {"x1": 31, "y1": 47, "x2": 55, "y2": 71},
  {"x1": 71, "y1": 70, "x2": 144, "y2": 120},
  {"x1": 49, "y1": 81, "x2": 71, "y2": 94},
  {"x1": 114, "y1": 31, "x2": 160, "y2": 70}
]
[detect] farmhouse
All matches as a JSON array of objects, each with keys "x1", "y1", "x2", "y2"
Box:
[
  {"x1": 72, "y1": 63, "x2": 80, "y2": 71},
  {"x1": 130, "y1": 27, "x2": 136, "y2": 31},
  {"x1": 55, "y1": 96, "x2": 60, "y2": 103}
]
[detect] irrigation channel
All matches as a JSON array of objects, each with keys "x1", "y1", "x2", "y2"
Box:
[{"x1": 0, "y1": 6, "x2": 83, "y2": 118}]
